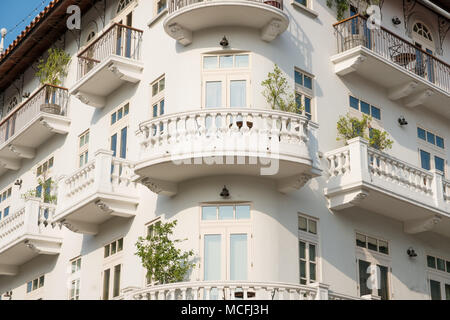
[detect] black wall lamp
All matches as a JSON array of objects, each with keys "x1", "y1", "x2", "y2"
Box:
[
  {"x1": 392, "y1": 17, "x2": 401, "y2": 25},
  {"x1": 398, "y1": 116, "x2": 408, "y2": 126},
  {"x1": 407, "y1": 247, "x2": 418, "y2": 258},
  {"x1": 220, "y1": 36, "x2": 229, "y2": 48},
  {"x1": 220, "y1": 186, "x2": 230, "y2": 198},
  {"x1": 14, "y1": 179, "x2": 22, "y2": 188}
]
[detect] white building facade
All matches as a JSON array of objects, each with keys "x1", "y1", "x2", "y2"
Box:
[{"x1": 0, "y1": 0, "x2": 449, "y2": 300}]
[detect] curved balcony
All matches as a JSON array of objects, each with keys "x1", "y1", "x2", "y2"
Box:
[
  {"x1": 0, "y1": 200, "x2": 62, "y2": 276},
  {"x1": 324, "y1": 138, "x2": 450, "y2": 238},
  {"x1": 135, "y1": 108, "x2": 321, "y2": 196},
  {"x1": 163, "y1": 0, "x2": 289, "y2": 45},
  {"x1": 118, "y1": 281, "x2": 364, "y2": 300},
  {"x1": 53, "y1": 150, "x2": 139, "y2": 235}
]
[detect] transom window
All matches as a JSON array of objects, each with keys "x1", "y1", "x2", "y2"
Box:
[
  {"x1": 349, "y1": 95, "x2": 381, "y2": 120},
  {"x1": 417, "y1": 127, "x2": 444, "y2": 149},
  {"x1": 295, "y1": 69, "x2": 314, "y2": 120},
  {"x1": 104, "y1": 238, "x2": 124, "y2": 258},
  {"x1": 36, "y1": 157, "x2": 54, "y2": 177},
  {"x1": 298, "y1": 215, "x2": 317, "y2": 235},
  {"x1": 413, "y1": 22, "x2": 433, "y2": 42},
  {"x1": 427, "y1": 255, "x2": 450, "y2": 273},
  {"x1": 27, "y1": 276, "x2": 45, "y2": 293},
  {"x1": 117, "y1": 0, "x2": 133, "y2": 14},
  {"x1": 203, "y1": 54, "x2": 250, "y2": 70},
  {"x1": 201, "y1": 204, "x2": 251, "y2": 221},
  {"x1": 71, "y1": 257, "x2": 82, "y2": 274},
  {"x1": 111, "y1": 104, "x2": 129, "y2": 125},
  {"x1": 356, "y1": 232, "x2": 389, "y2": 255}
]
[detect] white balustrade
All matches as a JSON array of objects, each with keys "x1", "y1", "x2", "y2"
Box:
[{"x1": 444, "y1": 179, "x2": 450, "y2": 202}]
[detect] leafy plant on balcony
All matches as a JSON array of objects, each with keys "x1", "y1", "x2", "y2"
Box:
[
  {"x1": 261, "y1": 65, "x2": 300, "y2": 114},
  {"x1": 21, "y1": 171, "x2": 57, "y2": 204},
  {"x1": 336, "y1": 113, "x2": 393, "y2": 151},
  {"x1": 135, "y1": 220, "x2": 196, "y2": 285},
  {"x1": 35, "y1": 48, "x2": 71, "y2": 88},
  {"x1": 326, "y1": 0, "x2": 380, "y2": 20}
]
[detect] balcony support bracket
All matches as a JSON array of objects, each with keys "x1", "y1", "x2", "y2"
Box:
[
  {"x1": 139, "y1": 177, "x2": 178, "y2": 197},
  {"x1": 404, "y1": 216, "x2": 441, "y2": 234},
  {"x1": 331, "y1": 51, "x2": 366, "y2": 76},
  {"x1": 388, "y1": 81, "x2": 419, "y2": 100},
  {"x1": 0, "y1": 264, "x2": 19, "y2": 276},
  {"x1": 60, "y1": 219, "x2": 99, "y2": 235},
  {"x1": 168, "y1": 23, "x2": 192, "y2": 46},
  {"x1": 261, "y1": 19, "x2": 283, "y2": 42},
  {"x1": 327, "y1": 188, "x2": 370, "y2": 211},
  {"x1": 0, "y1": 157, "x2": 21, "y2": 170},
  {"x1": 24, "y1": 239, "x2": 61, "y2": 255},
  {"x1": 277, "y1": 173, "x2": 314, "y2": 194},
  {"x1": 75, "y1": 91, "x2": 106, "y2": 108},
  {"x1": 404, "y1": 89, "x2": 434, "y2": 108},
  {"x1": 108, "y1": 61, "x2": 142, "y2": 84},
  {"x1": 8, "y1": 144, "x2": 35, "y2": 159}
]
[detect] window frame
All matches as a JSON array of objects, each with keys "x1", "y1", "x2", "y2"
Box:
[
  {"x1": 426, "y1": 253, "x2": 450, "y2": 300},
  {"x1": 0, "y1": 185, "x2": 12, "y2": 222},
  {"x1": 151, "y1": 75, "x2": 165, "y2": 121},
  {"x1": 298, "y1": 213, "x2": 320, "y2": 285},
  {"x1": 200, "y1": 203, "x2": 252, "y2": 223},
  {"x1": 348, "y1": 94, "x2": 382, "y2": 121},
  {"x1": 110, "y1": 103, "x2": 130, "y2": 159},
  {"x1": 78, "y1": 129, "x2": 90, "y2": 168},
  {"x1": 294, "y1": 68, "x2": 315, "y2": 121}
]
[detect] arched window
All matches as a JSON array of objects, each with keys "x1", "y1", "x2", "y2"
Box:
[
  {"x1": 117, "y1": 0, "x2": 133, "y2": 14},
  {"x1": 412, "y1": 22, "x2": 433, "y2": 42}
]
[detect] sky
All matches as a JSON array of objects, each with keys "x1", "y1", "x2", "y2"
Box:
[{"x1": 0, "y1": 0, "x2": 52, "y2": 49}]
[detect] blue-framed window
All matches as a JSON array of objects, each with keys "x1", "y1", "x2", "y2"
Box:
[
  {"x1": 295, "y1": 70, "x2": 313, "y2": 90},
  {"x1": 418, "y1": 127, "x2": 444, "y2": 149},
  {"x1": 420, "y1": 150, "x2": 431, "y2": 170},
  {"x1": 349, "y1": 96, "x2": 381, "y2": 120}
]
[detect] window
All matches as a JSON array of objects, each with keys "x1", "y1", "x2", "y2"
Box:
[
  {"x1": 104, "y1": 238, "x2": 124, "y2": 258},
  {"x1": 202, "y1": 53, "x2": 250, "y2": 109},
  {"x1": 27, "y1": 276, "x2": 45, "y2": 293},
  {"x1": 417, "y1": 127, "x2": 444, "y2": 149},
  {"x1": 349, "y1": 95, "x2": 381, "y2": 120},
  {"x1": 298, "y1": 215, "x2": 317, "y2": 234},
  {"x1": 298, "y1": 214, "x2": 319, "y2": 285},
  {"x1": 110, "y1": 104, "x2": 129, "y2": 159},
  {"x1": 356, "y1": 233, "x2": 389, "y2": 255},
  {"x1": 413, "y1": 22, "x2": 433, "y2": 42},
  {"x1": 295, "y1": 69, "x2": 314, "y2": 120},
  {"x1": 36, "y1": 157, "x2": 54, "y2": 177},
  {"x1": 151, "y1": 76, "x2": 165, "y2": 132},
  {"x1": 427, "y1": 254, "x2": 450, "y2": 300},
  {"x1": 146, "y1": 220, "x2": 161, "y2": 238},
  {"x1": 117, "y1": 0, "x2": 133, "y2": 14},
  {"x1": 201, "y1": 204, "x2": 251, "y2": 221},
  {"x1": 69, "y1": 257, "x2": 81, "y2": 300},
  {"x1": 102, "y1": 264, "x2": 122, "y2": 300},
  {"x1": 419, "y1": 149, "x2": 446, "y2": 174},
  {"x1": 427, "y1": 255, "x2": 450, "y2": 273},
  {"x1": 78, "y1": 130, "x2": 89, "y2": 168},
  {"x1": 0, "y1": 186, "x2": 12, "y2": 221},
  {"x1": 358, "y1": 259, "x2": 390, "y2": 300}
]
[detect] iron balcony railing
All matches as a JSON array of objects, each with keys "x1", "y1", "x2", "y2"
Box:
[
  {"x1": 167, "y1": 0, "x2": 284, "y2": 14},
  {"x1": 77, "y1": 23, "x2": 143, "y2": 80},
  {"x1": 333, "y1": 14, "x2": 450, "y2": 93},
  {"x1": 0, "y1": 84, "x2": 68, "y2": 145}
]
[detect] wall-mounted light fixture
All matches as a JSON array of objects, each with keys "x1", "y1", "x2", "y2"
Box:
[
  {"x1": 398, "y1": 116, "x2": 408, "y2": 126},
  {"x1": 14, "y1": 179, "x2": 22, "y2": 188},
  {"x1": 392, "y1": 17, "x2": 401, "y2": 25},
  {"x1": 220, "y1": 36, "x2": 229, "y2": 48},
  {"x1": 220, "y1": 186, "x2": 230, "y2": 198},
  {"x1": 407, "y1": 247, "x2": 417, "y2": 258}
]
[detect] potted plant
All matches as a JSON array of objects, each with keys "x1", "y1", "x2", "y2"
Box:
[
  {"x1": 35, "y1": 48, "x2": 71, "y2": 115},
  {"x1": 336, "y1": 113, "x2": 393, "y2": 151}
]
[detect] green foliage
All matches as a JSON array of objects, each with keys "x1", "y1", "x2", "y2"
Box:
[
  {"x1": 21, "y1": 172, "x2": 57, "y2": 204},
  {"x1": 135, "y1": 220, "x2": 196, "y2": 285},
  {"x1": 326, "y1": 0, "x2": 380, "y2": 20},
  {"x1": 261, "y1": 65, "x2": 300, "y2": 114},
  {"x1": 36, "y1": 48, "x2": 71, "y2": 87},
  {"x1": 369, "y1": 127, "x2": 393, "y2": 151},
  {"x1": 336, "y1": 113, "x2": 393, "y2": 151}
]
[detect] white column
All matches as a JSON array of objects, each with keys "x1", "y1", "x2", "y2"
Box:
[
  {"x1": 430, "y1": 169, "x2": 445, "y2": 208},
  {"x1": 24, "y1": 198, "x2": 41, "y2": 235},
  {"x1": 94, "y1": 149, "x2": 114, "y2": 193},
  {"x1": 347, "y1": 137, "x2": 370, "y2": 182}
]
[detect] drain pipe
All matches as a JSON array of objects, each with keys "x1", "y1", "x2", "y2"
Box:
[{"x1": 417, "y1": 0, "x2": 450, "y2": 20}]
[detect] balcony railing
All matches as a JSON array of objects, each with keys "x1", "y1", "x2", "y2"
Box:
[
  {"x1": 77, "y1": 23, "x2": 143, "y2": 80},
  {"x1": 0, "y1": 84, "x2": 68, "y2": 146},
  {"x1": 0, "y1": 199, "x2": 59, "y2": 253},
  {"x1": 118, "y1": 281, "x2": 365, "y2": 300},
  {"x1": 333, "y1": 14, "x2": 450, "y2": 93},
  {"x1": 167, "y1": 0, "x2": 284, "y2": 14}
]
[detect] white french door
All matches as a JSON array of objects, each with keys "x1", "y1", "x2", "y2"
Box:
[{"x1": 203, "y1": 74, "x2": 250, "y2": 109}]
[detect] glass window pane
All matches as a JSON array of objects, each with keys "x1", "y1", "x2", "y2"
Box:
[
  {"x1": 445, "y1": 284, "x2": 450, "y2": 300},
  {"x1": 203, "y1": 56, "x2": 217, "y2": 69},
  {"x1": 378, "y1": 240, "x2": 389, "y2": 254},
  {"x1": 367, "y1": 237, "x2": 377, "y2": 251},
  {"x1": 371, "y1": 106, "x2": 381, "y2": 120},
  {"x1": 159, "y1": 78, "x2": 165, "y2": 92},
  {"x1": 427, "y1": 131, "x2": 435, "y2": 144},
  {"x1": 118, "y1": 108, "x2": 123, "y2": 120},
  {"x1": 33, "y1": 279, "x2": 38, "y2": 290},
  {"x1": 230, "y1": 80, "x2": 246, "y2": 108},
  {"x1": 236, "y1": 205, "x2": 250, "y2": 220},
  {"x1": 435, "y1": 156, "x2": 445, "y2": 172},
  {"x1": 204, "y1": 235, "x2": 222, "y2": 281},
  {"x1": 120, "y1": 127, "x2": 127, "y2": 159},
  {"x1": 349, "y1": 96, "x2": 359, "y2": 110},
  {"x1": 420, "y1": 150, "x2": 431, "y2": 170},
  {"x1": 102, "y1": 269, "x2": 110, "y2": 300},
  {"x1": 437, "y1": 258, "x2": 446, "y2": 271},
  {"x1": 356, "y1": 233, "x2": 366, "y2": 248},
  {"x1": 111, "y1": 241, "x2": 117, "y2": 255},
  {"x1": 304, "y1": 97, "x2": 311, "y2": 120},
  {"x1": 361, "y1": 101, "x2": 370, "y2": 115},
  {"x1": 309, "y1": 262, "x2": 316, "y2": 281},
  {"x1": 430, "y1": 279, "x2": 442, "y2": 300},
  {"x1": 113, "y1": 265, "x2": 121, "y2": 297},
  {"x1": 417, "y1": 127, "x2": 426, "y2": 140},
  {"x1": 377, "y1": 265, "x2": 389, "y2": 300},
  {"x1": 358, "y1": 260, "x2": 372, "y2": 297},
  {"x1": 308, "y1": 219, "x2": 317, "y2": 234},
  {"x1": 230, "y1": 234, "x2": 247, "y2": 280},
  {"x1": 303, "y1": 75, "x2": 312, "y2": 89},
  {"x1": 160, "y1": 100, "x2": 165, "y2": 116},
  {"x1": 118, "y1": 238, "x2": 123, "y2": 251},
  {"x1": 295, "y1": 70, "x2": 303, "y2": 86},
  {"x1": 436, "y1": 136, "x2": 444, "y2": 149},
  {"x1": 104, "y1": 245, "x2": 110, "y2": 258},
  {"x1": 218, "y1": 206, "x2": 234, "y2": 220},
  {"x1": 202, "y1": 206, "x2": 217, "y2": 220},
  {"x1": 298, "y1": 216, "x2": 307, "y2": 232},
  {"x1": 39, "y1": 276, "x2": 44, "y2": 288},
  {"x1": 446, "y1": 261, "x2": 450, "y2": 273},
  {"x1": 111, "y1": 113, "x2": 117, "y2": 125},
  {"x1": 219, "y1": 55, "x2": 233, "y2": 68},
  {"x1": 153, "y1": 104, "x2": 158, "y2": 117},
  {"x1": 300, "y1": 260, "x2": 306, "y2": 278},
  {"x1": 152, "y1": 83, "x2": 159, "y2": 96},
  {"x1": 111, "y1": 134, "x2": 117, "y2": 157},
  {"x1": 205, "y1": 81, "x2": 222, "y2": 108},
  {"x1": 27, "y1": 281, "x2": 32, "y2": 293},
  {"x1": 235, "y1": 55, "x2": 249, "y2": 68},
  {"x1": 427, "y1": 255, "x2": 436, "y2": 268},
  {"x1": 124, "y1": 104, "x2": 129, "y2": 115},
  {"x1": 309, "y1": 244, "x2": 316, "y2": 261},
  {"x1": 299, "y1": 241, "x2": 306, "y2": 259}
]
